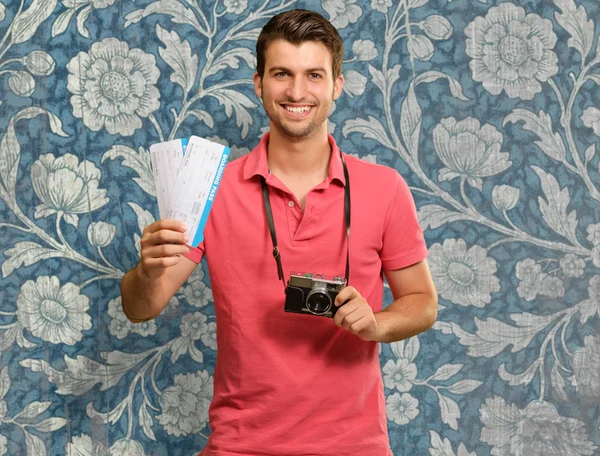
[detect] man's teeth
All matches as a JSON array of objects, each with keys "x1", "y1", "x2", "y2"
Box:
[{"x1": 285, "y1": 106, "x2": 311, "y2": 113}]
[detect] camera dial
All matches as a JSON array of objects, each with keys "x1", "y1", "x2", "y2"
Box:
[{"x1": 306, "y1": 285, "x2": 332, "y2": 315}]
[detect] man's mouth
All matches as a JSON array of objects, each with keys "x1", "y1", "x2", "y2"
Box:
[{"x1": 280, "y1": 104, "x2": 314, "y2": 115}]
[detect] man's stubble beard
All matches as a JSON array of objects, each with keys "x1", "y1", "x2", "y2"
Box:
[{"x1": 261, "y1": 85, "x2": 334, "y2": 140}]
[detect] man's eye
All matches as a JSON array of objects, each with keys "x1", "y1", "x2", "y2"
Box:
[
  {"x1": 310, "y1": 73, "x2": 321, "y2": 79},
  {"x1": 275, "y1": 72, "x2": 288, "y2": 77}
]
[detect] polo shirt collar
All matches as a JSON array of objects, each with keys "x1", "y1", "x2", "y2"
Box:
[{"x1": 243, "y1": 132, "x2": 347, "y2": 186}]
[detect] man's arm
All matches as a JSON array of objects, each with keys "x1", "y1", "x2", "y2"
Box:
[
  {"x1": 121, "y1": 257, "x2": 197, "y2": 322},
  {"x1": 333, "y1": 259, "x2": 438, "y2": 343},
  {"x1": 375, "y1": 259, "x2": 437, "y2": 343},
  {"x1": 121, "y1": 220, "x2": 198, "y2": 322}
]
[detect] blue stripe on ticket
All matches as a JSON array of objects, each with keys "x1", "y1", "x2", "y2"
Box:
[
  {"x1": 191, "y1": 146, "x2": 230, "y2": 246},
  {"x1": 180, "y1": 138, "x2": 188, "y2": 153}
]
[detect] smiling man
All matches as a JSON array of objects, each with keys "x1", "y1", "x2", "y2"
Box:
[
  {"x1": 120, "y1": 9, "x2": 437, "y2": 456},
  {"x1": 257, "y1": 42, "x2": 336, "y2": 141}
]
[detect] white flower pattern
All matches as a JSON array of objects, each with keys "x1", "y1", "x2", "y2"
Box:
[
  {"x1": 581, "y1": 107, "x2": 600, "y2": 136},
  {"x1": 592, "y1": 246, "x2": 600, "y2": 268},
  {"x1": 581, "y1": 276, "x2": 600, "y2": 322},
  {"x1": 386, "y1": 392, "x2": 419, "y2": 425},
  {"x1": 465, "y1": 3, "x2": 559, "y2": 100},
  {"x1": 571, "y1": 335, "x2": 600, "y2": 400},
  {"x1": 352, "y1": 39, "x2": 378, "y2": 61},
  {"x1": 479, "y1": 397, "x2": 597, "y2": 455},
  {"x1": 31, "y1": 153, "x2": 109, "y2": 227},
  {"x1": 515, "y1": 258, "x2": 545, "y2": 301},
  {"x1": 107, "y1": 297, "x2": 157, "y2": 339},
  {"x1": 201, "y1": 321, "x2": 217, "y2": 351},
  {"x1": 179, "y1": 312, "x2": 208, "y2": 340},
  {"x1": 322, "y1": 0, "x2": 363, "y2": 29},
  {"x1": 559, "y1": 254, "x2": 585, "y2": 278},
  {"x1": 382, "y1": 358, "x2": 417, "y2": 392},
  {"x1": 67, "y1": 38, "x2": 160, "y2": 136},
  {"x1": 156, "y1": 371, "x2": 213, "y2": 436},
  {"x1": 539, "y1": 275, "x2": 565, "y2": 299},
  {"x1": 586, "y1": 223, "x2": 600, "y2": 245},
  {"x1": 224, "y1": 0, "x2": 248, "y2": 15},
  {"x1": 17, "y1": 276, "x2": 92, "y2": 345},
  {"x1": 428, "y1": 238, "x2": 501, "y2": 307},
  {"x1": 492, "y1": 184, "x2": 520, "y2": 211},
  {"x1": 182, "y1": 268, "x2": 214, "y2": 307},
  {"x1": 88, "y1": 221, "x2": 116, "y2": 247},
  {"x1": 370, "y1": 0, "x2": 392, "y2": 14},
  {"x1": 433, "y1": 117, "x2": 511, "y2": 190}
]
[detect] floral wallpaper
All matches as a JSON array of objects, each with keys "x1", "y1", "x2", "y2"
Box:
[{"x1": 0, "y1": 0, "x2": 599, "y2": 455}]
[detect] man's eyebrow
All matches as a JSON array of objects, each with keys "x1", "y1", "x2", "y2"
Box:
[{"x1": 268, "y1": 66, "x2": 328, "y2": 74}]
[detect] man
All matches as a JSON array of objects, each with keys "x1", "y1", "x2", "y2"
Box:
[{"x1": 121, "y1": 9, "x2": 437, "y2": 456}]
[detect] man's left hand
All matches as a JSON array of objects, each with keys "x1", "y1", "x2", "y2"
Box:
[{"x1": 333, "y1": 286, "x2": 379, "y2": 342}]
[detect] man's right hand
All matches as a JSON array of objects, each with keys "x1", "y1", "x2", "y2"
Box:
[{"x1": 140, "y1": 219, "x2": 190, "y2": 279}]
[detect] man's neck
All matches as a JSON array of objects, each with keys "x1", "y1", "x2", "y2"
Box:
[{"x1": 266, "y1": 126, "x2": 331, "y2": 179}]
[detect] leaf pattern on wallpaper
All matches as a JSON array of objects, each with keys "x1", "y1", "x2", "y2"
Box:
[
  {"x1": 532, "y1": 166, "x2": 579, "y2": 245},
  {"x1": 2, "y1": 241, "x2": 65, "y2": 278},
  {"x1": 156, "y1": 24, "x2": 198, "y2": 94},
  {"x1": 208, "y1": 89, "x2": 256, "y2": 139},
  {"x1": 124, "y1": 0, "x2": 205, "y2": 32},
  {"x1": 504, "y1": 109, "x2": 567, "y2": 162},
  {"x1": 553, "y1": 0, "x2": 595, "y2": 60},
  {"x1": 102, "y1": 145, "x2": 156, "y2": 197},
  {"x1": 11, "y1": 0, "x2": 58, "y2": 44}
]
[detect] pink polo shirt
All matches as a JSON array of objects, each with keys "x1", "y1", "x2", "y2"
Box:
[{"x1": 186, "y1": 134, "x2": 428, "y2": 456}]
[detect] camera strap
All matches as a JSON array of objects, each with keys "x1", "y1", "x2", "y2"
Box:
[{"x1": 260, "y1": 150, "x2": 351, "y2": 293}]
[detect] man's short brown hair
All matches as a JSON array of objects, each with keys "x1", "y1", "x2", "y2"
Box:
[{"x1": 256, "y1": 9, "x2": 344, "y2": 80}]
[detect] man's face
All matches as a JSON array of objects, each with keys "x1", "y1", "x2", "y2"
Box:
[{"x1": 254, "y1": 40, "x2": 344, "y2": 140}]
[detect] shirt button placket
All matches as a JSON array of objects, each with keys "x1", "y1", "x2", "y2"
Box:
[{"x1": 287, "y1": 199, "x2": 301, "y2": 239}]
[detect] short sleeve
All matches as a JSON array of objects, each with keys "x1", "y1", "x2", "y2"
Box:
[
  {"x1": 380, "y1": 172, "x2": 428, "y2": 270},
  {"x1": 184, "y1": 241, "x2": 205, "y2": 264}
]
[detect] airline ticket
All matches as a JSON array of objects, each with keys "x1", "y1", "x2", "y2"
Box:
[
  {"x1": 156, "y1": 136, "x2": 229, "y2": 247},
  {"x1": 150, "y1": 138, "x2": 187, "y2": 219}
]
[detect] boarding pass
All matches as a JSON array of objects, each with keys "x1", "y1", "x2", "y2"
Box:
[{"x1": 150, "y1": 136, "x2": 230, "y2": 247}]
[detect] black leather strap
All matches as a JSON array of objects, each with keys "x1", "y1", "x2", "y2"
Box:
[
  {"x1": 261, "y1": 177, "x2": 285, "y2": 286},
  {"x1": 341, "y1": 152, "x2": 351, "y2": 283},
  {"x1": 261, "y1": 150, "x2": 351, "y2": 291}
]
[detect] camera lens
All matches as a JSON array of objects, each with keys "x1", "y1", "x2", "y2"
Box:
[{"x1": 306, "y1": 287, "x2": 331, "y2": 315}]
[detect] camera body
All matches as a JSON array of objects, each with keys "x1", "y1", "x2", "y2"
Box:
[{"x1": 285, "y1": 273, "x2": 347, "y2": 318}]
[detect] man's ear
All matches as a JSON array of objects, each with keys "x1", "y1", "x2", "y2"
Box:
[
  {"x1": 253, "y1": 72, "x2": 262, "y2": 99},
  {"x1": 333, "y1": 73, "x2": 344, "y2": 101}
]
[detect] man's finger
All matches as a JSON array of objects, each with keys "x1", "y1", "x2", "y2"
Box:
[
  {"x1": 342, "y1": 312, "x2": 362, "y2": 331},
  {"x1": 144, "y1": 244, "x2": 190, "y2": 258},
  {"x1": 147, "y1": 219, "x2": 187, "y2": 234},
  {"x1": 147, "y1": 230, "x2": 189, "y2": 246},
  {"x1": 348, "y1": 317, "x2": 370, "y2": 334},
  {"x1": 333, "y1": 300, "x2": 360, "y2": 326},
  {"x1": 334, "y1": 286, "x2": 359, "y2": 307}
]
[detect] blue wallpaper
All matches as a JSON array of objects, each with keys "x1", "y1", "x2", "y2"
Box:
[{"x1": 0, "y1": 0, "x2": 599, "y2": 455}]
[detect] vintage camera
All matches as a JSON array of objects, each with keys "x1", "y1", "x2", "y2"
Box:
[{"x1": 285, "y1": 273, "x2": 347, "y2": 318}]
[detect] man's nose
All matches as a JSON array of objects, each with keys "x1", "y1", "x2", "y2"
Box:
[{"x1": 285, "y1": 76, "x2": 307, "y2": 101}]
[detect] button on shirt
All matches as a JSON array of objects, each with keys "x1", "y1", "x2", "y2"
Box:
[{"x1": 185, "y1": 133, "x2": 428, "y2": 456}]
